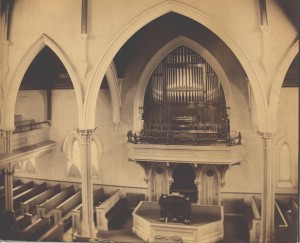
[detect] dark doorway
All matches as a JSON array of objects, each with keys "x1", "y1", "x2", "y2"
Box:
[{"x1": 170, "y1": 164, "x2": 197, "y2": 203}]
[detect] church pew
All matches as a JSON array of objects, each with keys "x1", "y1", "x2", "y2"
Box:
[
  {"x1": 36, "y1": 185, "x2": 75, "y2": 219},
  {"x1": 95, "y1": 189, "x2": 122, "y2": 231},
  {"x1": 0, "y1": 185, "x2": 4, "y2": 196},
  {"x1": 20, "y1": 217, "x2": 52, "y2": 241},
  {"x1": 275, "y1": 198, "x2": 298, "y2": 243},
  {"x1": 285, "y1": 197, "x2": 298, "y2": 226},
  {"x1": 53, "y1": 190, "x2": 82, "y2": 224},
  {"x1": 10, "y1": 213, "x2": 33, "y2": 233},
  {"x1": 0, "y1": 180, "x2": 23, "y2": 208},
  {"x1": 72, "y1": 188, "x2": 105, "y2": 233},
  {"x1": 13, "y1": 181, "x2": 34, "y2": 196},
  {"x1": 0, "y1": 180, "x2": 22, "y2": 197},
  {"x1": 21, "y1": 184, "x2": 61, "y2": 215},
  {"x1": 244, "y1": 196, "x2": 261, "y2": 243},
  {"x1": 13, "y1": 182, "x2": 47, "y2": 210},
  {"x1": 37, "y1": 220, "x2": 64, "y2": 242},
  {"x1": 275, "y1": 200, "x2": 288, "y2": 228}
]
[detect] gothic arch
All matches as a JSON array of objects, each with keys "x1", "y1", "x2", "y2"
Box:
[
  {"x1": 84, "y1": 0, "x2": 268, "y2": 132},
  {"x1": 133, "y1": 36, "x2": 234, "y2": 131},
  {"x1": 269, "y1": 40, "x2": 299, "y2": 132},
  {"x1": 1, "y1": 34, "x2": 83, "y2": 131},
  {"x1": 62, "y1": 130, "x2": 103, "y2": 178},
  {"x1": 105, "y1": 62, "x2": 121, "y2": 127}
]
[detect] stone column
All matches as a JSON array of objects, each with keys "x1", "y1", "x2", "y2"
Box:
[
  {"x1": 1, "y1": 130, "x2": 13, "y2": 154},
  {"x1": 4, "y1": 163, "x2": 14, "y2": 212},
  {"x1": 77, "y1": 129, "x2": 96, "y2": 237},
  {"x1": 260, "y1": 133, "x2": 276, "y2": 243}
]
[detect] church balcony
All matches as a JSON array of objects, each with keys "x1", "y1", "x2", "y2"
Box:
[
  {"x1": 12, "y1": 121, "x2": 51, "y2": 151},
  {"x1": 127, "y1": 128, "x2": 241, "y2": 147},
  {"x1": 127, "y1": 141, "x2": 243, "y2": 165}
]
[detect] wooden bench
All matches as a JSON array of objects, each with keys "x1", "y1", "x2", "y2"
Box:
[
  {"x1": 37, "y1": 220, "x2": 65, "y2": 242},
  {"x1": 275, "y1": 200, "x2": 288, "y2": 228},
  {"x1": 13, "y1": 181, "x2": 34, "y2": 196},
  {"x1": 53, "y1": 190, "x2": 82, "y2": 224},
  {"x1": 10, "y1": 213, "x2": 33, "y2": 233},
  {"x1": 245, "y1": 196, "x2": 261, "y2": 243},
  {"x1": 36, "y1": 185, "x2": 75, "y2": 219},
  {"x1": 285, "y1": 197, "x2": 298, "y2": 226},
  {"x1": 13, "y1": 182, "x2": 47, "y2": 210},
  {"x1": 20, "y1": 217, "x2": 51, "y2": 241},
  {"x1": 21, "y1": 184, "x2": 61, "y2": 215},
  {"x1": 0, "y1": 185, "x2": 4, "y2": 196},
  {"x1": 72, "y1": 188, "x2": 105, "y2": 234},
  {"x1": 96, "y1": 189, "x2": 122, "y2": 231}
]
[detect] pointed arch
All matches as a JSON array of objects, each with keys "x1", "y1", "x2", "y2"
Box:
[
  {"x1": 1, "y1": 34, "x2": 83, "y2": 131},
  {"x1": 105, "y1": 62, "x2": 121, "y2": 126},
  {"x1": 133, "y1": 36, "x2": 234, "y2": 131},
  {"x1": 268, "y1": 40, "x2": 299, "y2": 132},
  {"x1": 62, "y1": 130, "x2": 103, "y2": 178},
  {"x1": 84, "y1": 0, "x2": 267, "y2": 132}
]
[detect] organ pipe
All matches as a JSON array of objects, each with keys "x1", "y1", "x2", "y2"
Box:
[{"x1": 146, "y1": 45, "x2": 227, "y2": 133}]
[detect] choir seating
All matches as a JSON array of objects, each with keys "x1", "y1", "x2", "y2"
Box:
[{"x1": 244, "y1": 196, "x2": 261, "y2": 243}]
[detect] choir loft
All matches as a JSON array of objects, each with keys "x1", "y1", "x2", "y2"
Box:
[{"x1": 0, "y1": 1, "x2": 298, "y2": 243}]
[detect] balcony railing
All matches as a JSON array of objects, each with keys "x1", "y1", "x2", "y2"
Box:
[{"x1": 127, "y1": 129, "x2": 241, "y2": 146}]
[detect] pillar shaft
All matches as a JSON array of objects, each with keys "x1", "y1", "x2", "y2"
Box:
[
  {"x1": 260, "y1": 134, "x2": 276, "y2": 243},
  {"x1": 77, "y1": 129, "x2": 96, "y2": 237},
  {"x1": 4, "y1": 164, "x2": 14, "y2": 212},
  {"x1": 1, "y1": 130, "x2": 13, "y2": 154}
]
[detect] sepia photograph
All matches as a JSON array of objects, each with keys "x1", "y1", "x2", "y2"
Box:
[{"x1": 0, "y1": 0, "x2": 298, "y2": 242}]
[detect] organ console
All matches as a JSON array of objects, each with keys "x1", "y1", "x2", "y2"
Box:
[{"x1": 158, "y1": 193, "x2": 191, "y2": 224}]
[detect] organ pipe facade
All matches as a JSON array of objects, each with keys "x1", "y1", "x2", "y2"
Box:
[{"x1": 142, "y1": 45, "x2": 229, "y2": 142}]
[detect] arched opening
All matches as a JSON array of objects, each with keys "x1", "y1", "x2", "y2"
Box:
[
  {"x1": 141, "y1": 45, "x2": 229, "y2": 145},
  {"x1": 170, "y1": 164, "x2": 197, "y2": 203},
  {"x1": 86, "y1": 5, "x2": 267, "y2": 131},
  {"x1": 14, "y1": 46, "x2": 79, "y2": 179}
]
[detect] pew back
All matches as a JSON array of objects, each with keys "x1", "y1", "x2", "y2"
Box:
[
  {"x1": 36, "y1": 185, "x2": 75, "y2": 218},
  {"x1": 14, "y1": 182, "x2": 47, "y2": 210},
  {"x1": 96, "y1": 189, "x2": 121, "y2": 231},
  {"x1": 21, "y1": 184, "x2": 61, "y2": 215}
]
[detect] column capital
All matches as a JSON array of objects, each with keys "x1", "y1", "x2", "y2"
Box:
[
  {"x1": 0, "y1": 129, "x2": 13, "y2": 136},
  {"x1": 258, "y1": 131, "x2": 277, "y2": 140},
  {"x1": 76, "y1": 128, "x2": 96, "y2": 136},
  {"x1": 3, "y1": 168, "x2": 14, "y2": 176}
]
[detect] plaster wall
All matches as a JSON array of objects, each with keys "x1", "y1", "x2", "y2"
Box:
[
  {"x1": 277, "y1": 88, "x2": 299, "y2": 145},
  {"x1": 15, "y1": 90, "x2": 47, "y2": 122}
]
